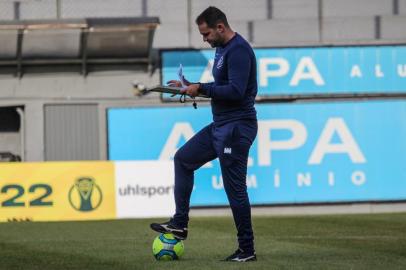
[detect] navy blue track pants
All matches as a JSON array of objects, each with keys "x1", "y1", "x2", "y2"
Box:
[{"x1": 172, "y1": 120, "x2": 257, "y2": 253}]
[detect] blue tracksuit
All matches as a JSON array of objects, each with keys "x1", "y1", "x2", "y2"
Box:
[{"x1": 173, "y1": 33, "x2": 258, "y2": 253}]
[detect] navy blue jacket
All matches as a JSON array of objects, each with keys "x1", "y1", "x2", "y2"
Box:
[{"x1": 199, "y1": 33, "x2": 257, "y2": 124}]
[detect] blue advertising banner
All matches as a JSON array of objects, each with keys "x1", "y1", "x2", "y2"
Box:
[
  {"x1": 161, "y1": 46, "x2": 406, "y2": 96},
  {"x1": 108, "y1": 101, "x2": 406, "y2": 205}
]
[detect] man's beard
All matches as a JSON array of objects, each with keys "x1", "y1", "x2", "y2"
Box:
[
  {"x1": 209, "y1": 40, "x2": 221, "y2": 47},
  {"x1": 209, "y1": 34, "x2": 224, "y2": 48},
  {"x1": 210, "y1": 39, "x2": 223, "y2": 48}
]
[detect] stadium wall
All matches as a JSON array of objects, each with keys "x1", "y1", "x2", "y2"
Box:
[
  {"x1": 0, "y1": 0, "x2": 405, "y2": 218},
  {"x1": 1, "y1": 159, "x2": 405, "y2": 223}
]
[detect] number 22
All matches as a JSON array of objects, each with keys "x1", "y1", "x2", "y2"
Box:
[{"x1": 1, "y1": 184, "x2": 53, "y2": 207}]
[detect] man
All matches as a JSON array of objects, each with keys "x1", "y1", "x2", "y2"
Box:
[{"x1": 150, "y1": 6, "x2": 258, "y2": 262}]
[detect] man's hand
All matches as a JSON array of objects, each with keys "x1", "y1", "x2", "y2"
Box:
[
  {"x1": 167, "y1": 80, "x2": 183, "y2": 87},
  {"x1": 167, "y1": 80, "x2": 200, "y2": 97},
  {"x1": 181, "y1": 84, "x2": 200, "y2": 97}
]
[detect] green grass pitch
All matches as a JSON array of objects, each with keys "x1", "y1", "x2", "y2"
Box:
[{"x1": 1, "y1": 213, "x2": 406, "y2": 269}]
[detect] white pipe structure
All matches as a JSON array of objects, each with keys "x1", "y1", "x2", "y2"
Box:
[{"x1": 16, "y1": 107, "x2": 25, "y2": 161}]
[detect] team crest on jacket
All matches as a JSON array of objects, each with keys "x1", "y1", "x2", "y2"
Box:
[{"x1": 216, "y1": 56, "x2": 224, "y2": 69}]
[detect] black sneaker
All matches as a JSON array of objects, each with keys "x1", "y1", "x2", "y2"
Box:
[
  {"x1": 150, "y1": 220, "x2": 188, "y2": 240},
  {"x1": 223, "y1": 248, "x2": 257, "y2": 262}
]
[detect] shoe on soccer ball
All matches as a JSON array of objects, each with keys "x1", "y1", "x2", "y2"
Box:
[{"x1": 150, "y1": 220, "x2": 188, "y2": 240}]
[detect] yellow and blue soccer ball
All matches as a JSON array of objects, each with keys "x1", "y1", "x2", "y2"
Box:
[{"x1": 152, "y1": 233, "x2": 184, "y2": 260}]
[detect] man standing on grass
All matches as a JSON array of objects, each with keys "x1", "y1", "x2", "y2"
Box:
[{"x1": 150, "y1": 6, "x2": 258, "y2": 262}]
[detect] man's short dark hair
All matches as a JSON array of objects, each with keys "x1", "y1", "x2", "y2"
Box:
[{"x1": 195, "y1": 6, "x2": 229, "y2": 28}]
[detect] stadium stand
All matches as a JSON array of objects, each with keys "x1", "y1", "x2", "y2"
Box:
[
  {"x1": 272, "y1": 0, "x2": 319, "y2": 19},
  {"x1": 401, "y1": 0, "x2": 406, "y2": 14},
  {"x1": 322, "y1": 17, "x2": 376, "y2": 43},
  {"x1": 381, "y1": 15, "x2": 406, "y2": 40},
  {"x1": 322, "y1": 0, "x2": 393, "y2": 17},
  {"x1": 253, "y1": 18, "x2": 319, "y2": 46}
]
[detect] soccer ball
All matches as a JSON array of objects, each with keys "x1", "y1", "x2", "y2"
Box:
[{"x1": 152, "y1": 233, "x2": 184, "y2": 260}]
